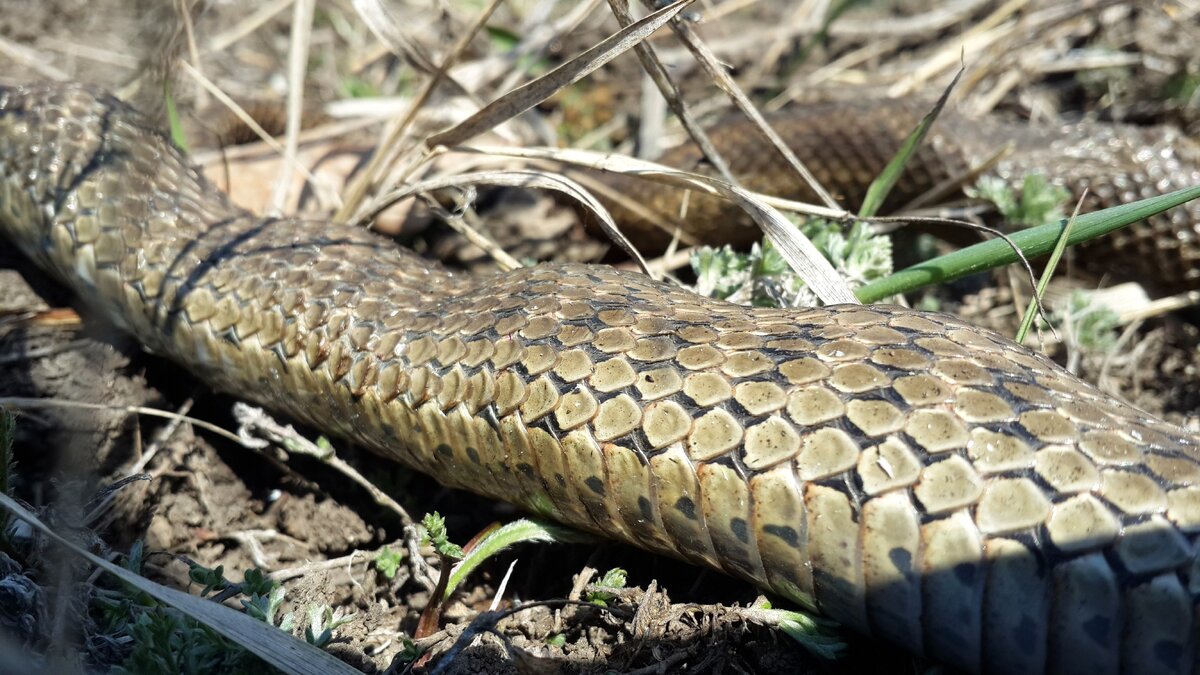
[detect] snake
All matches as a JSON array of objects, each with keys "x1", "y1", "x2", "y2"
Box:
[
  {"x1": 2, "y1": 82, "x2": 1199, "y2": 675},
  {"x1": 595, "y1": 97, "x2": 1200, "y2": 294}
]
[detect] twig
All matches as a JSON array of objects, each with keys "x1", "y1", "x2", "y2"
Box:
[
  {"x1": 0, "y1": 35, "x2": 69, "y2": 80},
  {"x1": 177, "y1": 61, "x2": 324, "y2": 194},
  {"x1": 607, "y1": 0, "x2": 737, "y2": 185},
  {"x1": 232, "y1": 403, "x2": 415, "y2": 529},
  {"x1": 0, "y1": 339, "x2": 93, "y2": 366},
  {"x1": 206, "y1": 0, "x2": 298, "y2": 53},
  {"x1": 269, "y1": 0, "x2": 317, "y2": 215},
  {"x1": 651, "y1": 5, "x2": 843, "y2": 212},
  {"x1": 337, "y1": 0, "x2": 504, "y2": 223},
  {"x1": 0, "y1": 397, "x2": 247, "y2": 447}
]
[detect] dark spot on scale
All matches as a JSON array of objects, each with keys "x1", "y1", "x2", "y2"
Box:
[
  {"x1": 730, "y1": 517, "x2": 749, "y2": 544},
  {"x1": 675, "y1": 496, "x2": 697, "y2": 520},
  {"x1": 555, "y1": 473, "x2": 566, "y2": 486},
  {"x1": 888, "y1": 547, "x2": 913, "y2": 574},
  {"x1": 585, "y1": 476, "x2": 605, "y2": 496},
  {"x1": 482, "y1": 406, "x2": 501, "y2": 432},
  {"x1": 638, "y1": 496, "x2": 654, "y2": 520},
  {"x1": 436, "y1": 443, "x2": 453, "y2": 458},
  {"x1": 1013, "y1": 614, "x2": 1036, "y2": 651},
  {"x1": 953, "y1": 562, "x2": 977, "y2": 586},
  {"x1": 764, "y1": 524, "x2": 799, "y2": 548},
  {"x1": 465, "y1": 447, "x2": 480, "y2": 464},
  {"x1": 1082, "y1": 615, "x2": 1111, "y2": 645},
  {"x1": 1154, "y1": 640, "x2": 1183, "y2": 670},
  {"x1": 518, "y1": 463, "x2": 536, "y2": 479}
]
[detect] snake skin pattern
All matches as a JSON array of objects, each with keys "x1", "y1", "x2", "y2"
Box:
[
  {"x1": 600, "y1": 98, "x2": 1200, "y2": 294},
  {"x1": 2, "y1": 83, "x2": 1199, "y2": 674}
]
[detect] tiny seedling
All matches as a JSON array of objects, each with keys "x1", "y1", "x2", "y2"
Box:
[
  {"x1": 969, "y1": 174, "x2": 1069, "y2": 228},
  {"x1": 691, "y1": 218, "x2": 892, "y2": 307},
  {"x1": 585, "y1": 568, "x2": 627, "y2": 607},
  {"x1": 415, "y1": 513, "x2": 597, "y2": 638},
  {"x1": 188, "y1": 563, "x2": 230, "y2": 597},
  {"x1": 104, "y1": 552, "x2": 355, "y2": 673},
  {"x1": 421, "y1": 511, "x2": 465, "y2": 561},
  {"x1": 545, "y1": 633, "x2": 567, "y2": 647},
  {"x1": 305, "y1": 604, "x2": 356, "y2": 648},
  {"x1": 374, "y1": 546, "x2": 404, "y2": 580}
]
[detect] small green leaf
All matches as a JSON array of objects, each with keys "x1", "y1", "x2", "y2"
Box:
[
  {"x1": 163, "y1": 80, "x2": 189, "y2": 152},
  {"x1": 340, "y1": 75, "x2": 379, "y2": 99},
  {"x1": 443, "y1": 518, "x2": 596, "y2": 600},
  {"x1": 485, "y1": 25, "x2": 521, "y2": 51},
  {"x1": 303, "y1": 605, "x2": 353, "y2": 647},
  {"x1": 241, "y1": 594, "x2": 271, "y2": 623},
  {"x1": 1019, "y1": 175, "x2": 1070, "y2": 226},
  {"x1": 266, "y1": 585, "x2": 287, "y2": 624},
  {"x1": 242, "y1": 568, "x2": 273, "y2": 597},
  {"x1": 597, "y1": 567, "x2": 627, "y2": 588},
  {"x1": 374, "y1": 547, "x2": 404, "y2": 579},
  {"x1": 123, "y1": 540, "x2": 145, "y2": 573},
  {"x1": 969, "y1": 174, "x2": 1069, "y2": 228},
  {"x1": 188, "y1": 563, "x2": 228, "y2": 597},
  {"x1": 1062, "y1": 291, "x2": 1122, "y2": 350},
  {"x1": 586, "y1": 567, "x2": 628, "y2": 606},
  {"x1": 422, "y1": 512, "x2": 465, "y2": 560},
  {"x1": 398, "y1": 638, "x2": 422, "y2": 662},
  {"x1": 859, "y1": 71, "x2": 960, "y2": 218},
  {"x1": 773, "y1": 609, "x2": 847, "y2": 661},
  {"x1": 1163, "y1": 71, "x2": 1200, "y2": 103},
  {"x1": 545, "y1": 633, "x2": 567, "y2": 647}
]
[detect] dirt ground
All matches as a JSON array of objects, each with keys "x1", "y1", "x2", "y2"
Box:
[{"x1": 1, "y1": 1, "x2": 1199, "y2": 673}]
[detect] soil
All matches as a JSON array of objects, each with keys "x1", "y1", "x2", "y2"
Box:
[{"x1": 1, "y1": 1, "x2": 1199, "y2": 674}]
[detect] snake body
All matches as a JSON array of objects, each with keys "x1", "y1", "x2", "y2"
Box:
[
  {"x1": 3, "y1": 83, "x2": 1200, "y2": 674},
  {"x1": 600, "y1": 98, "x2": 1200, "y2": 293}
]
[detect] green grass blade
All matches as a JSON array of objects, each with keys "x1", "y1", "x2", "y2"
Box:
[
  {"x1": 772, "y1": 609, "x2": 847, "y2": 660},
  {"x1": 0, "y1": 492, "x2": 359, "y2": 675},
  {"x1": 855, "y1": 184, "x2": 1200, "y2": 304},
  {"x1": 857, "y1": 71, "x2": 960, "y2": 218},
  {"x1": 163, "y1": 79, "x2": 189, "y2": 152},
  {"x1": 1013, "y1": 198, "x2": 1083, "y2": 343},
  {"x1": 443, "y1": 518, "x2": 596, "y2": 600}
]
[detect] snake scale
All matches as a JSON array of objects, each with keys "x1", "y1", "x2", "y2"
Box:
[
  {"x1": 2, "y1": 82, "x2": 1200, "y2": 674},
  {"x1": 599, "y1": 97, "x2": 1200, "y2": 294}
]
